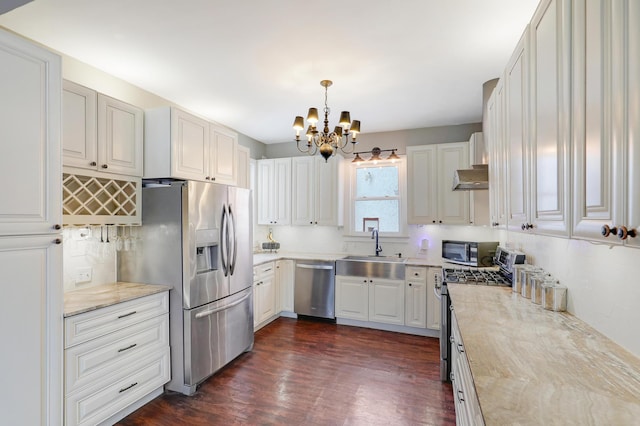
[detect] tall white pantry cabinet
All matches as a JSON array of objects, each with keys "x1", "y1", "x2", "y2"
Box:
[{"x1": 0, "y1": 29, "x2": 63, "y2": 425}]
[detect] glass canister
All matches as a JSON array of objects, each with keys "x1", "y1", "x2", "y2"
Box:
[
  {"x1": 542, "y1": 281, "x2": 567, "y2": 311},
  {"x1": 531, "y1": 273, "x2": 551, "y2": 304},
  {"x1": 522, "y1": 267, "x2": 544, "y2": 299},
  {"x1": 513, "y1": 264, "x2": 530, "y2": 294}
]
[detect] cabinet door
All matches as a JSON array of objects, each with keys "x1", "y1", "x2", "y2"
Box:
[
  {"x1": 62, "y1": 80, "x2": 97, "y2": 170},
  {"x1": 405, "y1": 280, "x2": 427, "y2": 329},
  {"x1": 437, "y1": 143, "x2": 470, "y2": 225},
  {"x1": 572, "y1": 0, "x2": 621, "y2": 242},
  {"x1": 335, "y1": 276, "x2": 368, "y2": 321},
  {"x1": 236, "y1": 145, "x2": 251, "y2": 189},
  {"x1": 209, "y1": 124, "x2": 238, "y2": 185},
  {"x1": 97, "y1": 94, "x2": 143, "y2": 176},
  {"x1": 171, "y1": 108, "x2": 209, "y2": 181},
  {"x1": 273, "y1": 158, "x2": 291, "y2": 225},
  {"x1": 506, "y1": 29, "x2": 532, "y2": 232},
  {"x1": 488, "y1": 80, "x2": 508, "y2": 228},
  {"x1": 256, "y1": 274, "x2": 277, "y2": 324},
  {"x1": 625, "y1": 0, "x2": 640, "y2": 248},
  {"x1": 257, "y1": 160, "x2": 274, "y2": 225},
  {"x1": 529, "y1": 0, "x2": 571, "y2": 236},
  {"x1": 369, "y1": 278, "x2": 405, "y2": 325},
  {"x1": 0, "y1": 235, "x2": 62, "y2": 426},
  {"x1": 315, "y1": 156, "x2": 339, "y2": 226},
  {"x1": 426, "y1": 268, "x2": 441, "y2": 330},
  {"x1": 407, "y1": 145, "x2": 438, "y2": 224},
  {"x1": 277, "y1": 260, "x2": 295, "y2": 312},
  {"x1": 0, "y1": 31, "x2": 62, "y2": 236},
  {"x1": 292, "y1": 156, "x2": 315, "y2": 225}
]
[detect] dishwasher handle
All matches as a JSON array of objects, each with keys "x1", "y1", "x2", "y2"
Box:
[{"x1": 296, "y1": 263, "x2": 334, "y2": 270}]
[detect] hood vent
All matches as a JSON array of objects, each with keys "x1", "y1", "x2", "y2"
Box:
[{"x1": 453, "y1": 164, "x2": 489, "y2": 191}]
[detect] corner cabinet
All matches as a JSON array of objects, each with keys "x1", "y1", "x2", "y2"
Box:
[
  {"x1": 407, "y1": 142, "x2": 470, "y2": 225},
  {"x1": 291, "y1": 156, "x2": 340, "y2": 226},
  {"x1": 144, "y1": 106, "x2": 238, "y2": 185},
  {"x1": 257, "y1": 158, "x2": 291, "y2": 225},
  {"x1": 0, "y1": 28, "x2": 63, "y2": 425},
  {"x1": 63, "y1": 80, "x2": 144, "y2": 177}
]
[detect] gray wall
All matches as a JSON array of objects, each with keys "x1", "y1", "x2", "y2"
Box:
[
  {"x1": 238, "y1": 133, "x2": 266, "y2": 159},
  {"x1": 265, "y1": 122, "x2": 482, "y2": 159}
]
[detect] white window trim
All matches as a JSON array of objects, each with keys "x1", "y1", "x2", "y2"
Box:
[{"x1": 343, "y1": 156, "x2": 408, "y2": 237}]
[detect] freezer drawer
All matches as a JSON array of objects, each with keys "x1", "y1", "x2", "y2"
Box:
[
  {"x1": 183, "y1": 287, "x2": 253, "y2": 391},
  {"x1": 294, "y1": 260, "x2": 335, "y2": 319}
]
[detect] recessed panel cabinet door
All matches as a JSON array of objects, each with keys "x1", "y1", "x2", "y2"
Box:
[
  {"x1": 171, "y1": 108, "x2": 209, "y2": 180},
  {"x1": 209, "y1": 124, "x2": 238, "y2": 185},
  {"x1": 407, "y1": 145, "x2": 438, "y2": 224},
  {"x1": 97, "y1": 94, "x2": 143, "y2": 176},
  {"x1": 437, "y1": 143, "x2": 470, "y2": 225},
  {"x1": 625, "y1": 0, "x2": 640, "y2": 248},
  {"x1": 62, "y1": 80, "x2": 97, "y2": 170},
  {"x1": 529, "y1": 0, "x2": 571, "y2": 236},
  {"x1": 0, "y1": 30, "x2": 61, "y2": 235}
]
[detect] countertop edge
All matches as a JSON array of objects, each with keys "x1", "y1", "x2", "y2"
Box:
[{"x1": 252, "y1": 252, "x2": 443, "y2": 268}]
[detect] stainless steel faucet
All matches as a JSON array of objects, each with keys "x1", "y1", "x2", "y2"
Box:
[{"x1": 371, "y1": 229, "x2": 382, "y2": 256}]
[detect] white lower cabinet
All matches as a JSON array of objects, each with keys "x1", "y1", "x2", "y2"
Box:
[
  {"x1": 405, "y1": 267, "x2": 428, "y2": 328},
  {"x1": 336, "y1": 276, "x2": 405, "y2": 325},
  {"x1": 450, "y1": 310, "x2": 484, "y2": 426},
  {"x1": 253, "y1": 262, "x2": 277, "y2": 329},
  {"x1": 64, "y1": 292, "x2": 170, "y2": 426},
  {"x1": 276, "y1": 259, "x2": 295, "y2": 313}
]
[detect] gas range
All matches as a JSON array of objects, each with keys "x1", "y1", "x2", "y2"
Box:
[{"x1": 442, "y1": 267, "x2": 511, "y2": 286}]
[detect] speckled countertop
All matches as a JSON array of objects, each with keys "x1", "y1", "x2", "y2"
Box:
[
  {"x1": 64, "y1": 282, "x2": 171, "y2": 317},
  {"x1": 448, "y1": 284, "x2": 640, "y2": 425},
  {"x1": 253, "y1": 252, "x2": 443, "y2": 268}
]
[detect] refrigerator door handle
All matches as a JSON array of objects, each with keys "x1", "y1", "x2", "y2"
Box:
[
  {"x1": 228, "y1": 204, "x2": 238, "y2": 275},
  {"x1": 221, "y1": 205, "x2": 229, "y2": 277}
]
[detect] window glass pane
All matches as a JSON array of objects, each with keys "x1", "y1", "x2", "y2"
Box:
[
  {"x1": 355, "y1": 166, "x2": 399, "y2": 198},
  {"x1": 355, "y1": 199, "x2": 399, "y2": 233}
]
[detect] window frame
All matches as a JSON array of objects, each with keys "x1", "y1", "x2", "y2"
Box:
[{"x1": 344, "y1": 156, "x2": 407, "y2": 237}]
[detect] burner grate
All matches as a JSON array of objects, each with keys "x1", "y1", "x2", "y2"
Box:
[{"x1": 442, "y1": 267, "x2": 511, "y2": 286}]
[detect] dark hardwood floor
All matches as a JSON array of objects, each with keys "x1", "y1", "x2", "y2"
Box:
[{"x1": 118, "y1": 317, "x2": 456, "y2": 425}]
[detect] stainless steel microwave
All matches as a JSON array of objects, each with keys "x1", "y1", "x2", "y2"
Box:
[{"x1": 442, "y1": 240, "x2": 499, "y2": 267}]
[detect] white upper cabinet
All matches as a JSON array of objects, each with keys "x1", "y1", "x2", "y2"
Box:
[
  {"x1": 257, "y1": 158, "x2": 291, "y2": 225},
  {"x1": 529, "y1": 0, "x2": 572, "y2": 237},
  {"x1": 505, "y1": 28, "x2": 532, "y2": 233},
  {"x1": 209, "y1": 124, "x2": 238, "y2": 186},
  {"x1": 572, "y1": 0, "x2": 640, "y2": 247},
  {"x1": 0, "y1": 31, "x2": 62, "y2": 236},
  {"x1": 145, "y1": 106, "x2": 239, "y2": 184},
  {"x1": 62, "y1": 81, "x2": 143, "y2": 177},
  {"x1": 407, "y1": 142, "x2": 470, "y2": 225},
  {"x1": 236, "y1": 145, "x2": 251, "y2": 189},
  {"x1": 292, "y1": 156, "x2": 339, "y2": 226}
]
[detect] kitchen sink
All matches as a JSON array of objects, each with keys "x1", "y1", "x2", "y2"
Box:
[{"x1": 336, "y1": 255, "x2": 407, "y2": 280}]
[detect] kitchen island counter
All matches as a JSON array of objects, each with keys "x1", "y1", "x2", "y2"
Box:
[
  {"x1": 64, "y1": 282, "x2": 171, "y2": 317},
  {"x1": 448, "y1": 284, "x2": 640, "y2": 425}
]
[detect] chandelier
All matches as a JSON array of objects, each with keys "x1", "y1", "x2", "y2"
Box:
[{"x1": 293, "y1": 80, "x2": 360, "y2": 162}]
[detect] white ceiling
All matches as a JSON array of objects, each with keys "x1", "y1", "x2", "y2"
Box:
[{"x1": 0, "y1": 0, "x2": 540, "y2": 144}]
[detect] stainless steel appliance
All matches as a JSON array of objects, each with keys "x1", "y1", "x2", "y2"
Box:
[
  {"x1": 294, "y1": 260, "x2": 335, "y2": 319},
  {"x1": 442, "y1": 240, "x2": 499, "y2": 267},
  {"x1": 118, "y1": 180, "x2": 253, "y2": 395},
  {"x1": 436, "y1": 246, "x2": 525, "y2": 382}
]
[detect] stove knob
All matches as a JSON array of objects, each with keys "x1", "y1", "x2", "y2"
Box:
[
  {"x1": 601, "y1": 224, "x2": 617, "y2": 237},
  {"x1": 617, "y1": 226, "x2": 637, "y2": 240}
]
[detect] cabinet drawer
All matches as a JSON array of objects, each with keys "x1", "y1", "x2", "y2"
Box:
[
  {"x1": 253, "y1": 262, "x2": 275, "y2": 281},
  {"x1": 65, "y1": 292, "x2": 169, "y2": 348},
  {"x1": 65, "y1": 346, "x2": 170, "y2": 426},
  {"x1": 65, "y1": 314, "x2": 169, "y2": 394},
  {"x1": 406, "y1": 266, "x2": 427, "y2": 282}
]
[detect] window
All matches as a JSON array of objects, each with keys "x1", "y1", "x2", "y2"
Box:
[{"x1": 349, "y1": 159, "x2": 405, "y2": 236}]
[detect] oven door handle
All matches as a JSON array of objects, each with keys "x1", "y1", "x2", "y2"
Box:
[{"x1": 434, "y1": 273, "x2": 442, "y2": 300}]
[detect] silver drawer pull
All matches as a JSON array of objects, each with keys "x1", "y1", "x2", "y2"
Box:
[
  {"x1": 117, "y1": 311, "x2": 137, "y2": 319},
  {"x1": 262, "y1": 267, "x2": 273, "y2": 272},
  {"x1": 117, "y1": 343, "x2": 137, "y2": 353},
  {"x1": 119, "y1": 382, "x2": 138, "y2": 393}
]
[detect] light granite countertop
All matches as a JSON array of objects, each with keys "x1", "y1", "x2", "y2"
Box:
[
  {"x1": 448, "y1": 284, "x2": 640, "y2": 425},
  {"x1": 64, "y1": 282, "x2": 171, "y2": 318},
  {"x1": 253, "y1": 251, "x2": 443, "y2": 268}
]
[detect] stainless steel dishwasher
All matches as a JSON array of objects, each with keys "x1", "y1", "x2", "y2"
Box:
[{"x1": 294, "y1": 260, "x2": 335, "y2": 319}]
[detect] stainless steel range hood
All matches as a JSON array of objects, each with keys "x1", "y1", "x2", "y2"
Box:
[{"x1": 453, "y1": 164, "x2": 489, "y2": 190}]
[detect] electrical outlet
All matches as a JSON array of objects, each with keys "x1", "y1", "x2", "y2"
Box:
[{"x1": 75, "y1": 267, "x2": 92, "y2": 284}]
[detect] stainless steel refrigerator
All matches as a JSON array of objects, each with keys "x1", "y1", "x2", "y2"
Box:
[{"x1": 118, "y1": 180, "x2": 253, "y2": 395}]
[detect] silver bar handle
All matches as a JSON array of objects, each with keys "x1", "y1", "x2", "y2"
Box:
[
  {"x1": 117, "y1": 311, "x2": 137, "y2": 319},
  {"x1": 296, "y1": 264, "x2": 334, "y2": 270},
  {"x1": 194, "y1": 291, "x2": 252, "y2": 319},
  {"x1": 220, "y1": 205, "x2": 228, "y2": 277},
  {"x1": 229, "y1": 204, "x2": 238, "y2": 275}
]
